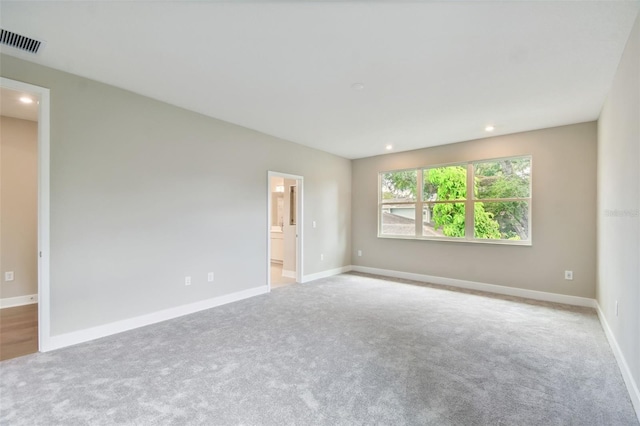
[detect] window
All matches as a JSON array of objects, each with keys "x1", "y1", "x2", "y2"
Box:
[
  {"x1": 423, "y1": 165, "x2": 467, "y2": 238},
  {"x1": 379, "y1": 156, "x2": 531, "y2": 245},
  {"x1": 380, "y1": 170, "x2": 417, "y2": 236}
]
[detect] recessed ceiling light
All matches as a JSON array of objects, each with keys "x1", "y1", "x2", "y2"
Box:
[
  {"x1": 485, "y1": 125, "x2": 495, "y2": 132},
  {"x1": 351, "y1": 83, "x2": 364, "y2": 91},
  {"x1": 385, "y1": 144, "x2": 393, "y2": 150},
  {"x1": 19, "y1": 96, "x2": 34, "y2": 104}
]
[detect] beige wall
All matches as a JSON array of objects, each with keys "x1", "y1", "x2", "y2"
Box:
[
  {"x1": 352, "y1": 122, "x2": 597, "y2": 298},
  {"x1": 0, "y1": 54, "x2": 351, "y2": 335},
  {"x1": 0, "y1": 116, "x2": 38, "y2": 300},
  {"x1": 597, "y1": 13, "x2": 639, "y2": 402}
]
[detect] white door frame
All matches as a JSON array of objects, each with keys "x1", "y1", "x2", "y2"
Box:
[
  {"x1": 1, "y1": 77, "x2": 51, "y2": 352},
  {"x1": 267, "y1": 171, "x2": 303, "y2": 290}
]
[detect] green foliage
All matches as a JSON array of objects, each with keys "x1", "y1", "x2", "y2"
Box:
[
  {"x1": 382, "y1": 170, "x2": 416, "y2": 200},
  {"x1": 431, "y1": 203, "x2": 465, "y2": 237},
  {"x1": 382, "y1": 158, "x2": 530, "y2": 240},
  {"x1": 427, "y1": 166, "x2": 466, "y2": 236},
  {"x1": 473, "y1": 203, "x2": 501, "y2": 239},
  {"x1": 427, "y1": 166, "x2": 500, "y2": 238},
  {"x1": 425, "y1": 166, "x2": 466, "y2": 200},
  {"x1": 475, "y1": 158, "x2": 530, "y2": 240}
]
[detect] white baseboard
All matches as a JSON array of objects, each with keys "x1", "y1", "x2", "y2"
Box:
[
  {"x1": 43, "y1": 286, "x2": 269, "y2": 352},
  {"x1": 302, "y1": 265, "x2": 353, "y2": 283},
  {"x1": 350, "y1": 265, "x2": 596, "y2": 308},
  {"x1": 34, "y1": 265, "x2": 638, "y2": 422},
  {"x1": 0, "y1": 294, "x2": 38, "y2": 309},
  {"x1": 282, "y1": 269, "x2": 296, "y2": 279},
  {"x1": 596, "y1": 302, "x2": 640, "y2": 422}
]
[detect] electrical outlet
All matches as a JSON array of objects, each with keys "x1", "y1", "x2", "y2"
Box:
[
  {"x1": 208, "y1": 272, "x2": 214, "y2": 282},
  {"x1": 357, "y1": 250, "x2": 362, "y2": 257},
  {"x1": 564, "y1": 270, "x2": 573, "y2": 280},
  {"x1": 4, "y1": 271, "x2": 14, "y2": 282},
  {"x1": 615, "y1": 300, "x2": 618, "y2": 317},
  {"x1": 185, "y1": 276, "x2": 191, "y2": 286},
  {"x1": 320, "y1": 253, "x2": 324, "y2": 261},
  {"x1": 312, "y1": 221, "x2": 317, "y2": 228}
]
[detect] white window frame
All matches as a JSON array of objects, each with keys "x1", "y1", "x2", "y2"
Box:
[{"x1": 378, "y1": 155, "x2": 532, "y2": 246}]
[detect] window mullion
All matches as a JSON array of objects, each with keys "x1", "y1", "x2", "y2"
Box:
[
  {"x1": 465, "y1": 163, "x2": 474, "y2": 240},
  {"x1": 415, "y1": 169, "x2": 423, "y2": 237},
  {"x1": 378, "y1": 172, "x2": 382, "y2": 236}
]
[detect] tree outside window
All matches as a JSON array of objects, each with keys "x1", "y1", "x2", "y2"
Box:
[{"x1": 379, "y1": 156, "x2": 531, "y2": 244}]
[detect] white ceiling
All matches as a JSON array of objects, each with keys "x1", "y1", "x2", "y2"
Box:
[
  {"x1": 1, "y1": 1, "x2": 638, "y2": 159},
  {"x1": 0, "y1": 87, "x2": 38, "y2": 122}
]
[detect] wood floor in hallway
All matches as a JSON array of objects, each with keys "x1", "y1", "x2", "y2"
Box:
[{"x1": 0, "y1": 304, "x2": 38, "y2": 361}]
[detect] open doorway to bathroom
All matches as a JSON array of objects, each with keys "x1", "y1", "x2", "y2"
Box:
[
  {"x1": 0, "y1": 86, "x2": 39, "y2": 360},
  {"x1": 268, "y1": 172, "x2": 303, "y2": 289}
]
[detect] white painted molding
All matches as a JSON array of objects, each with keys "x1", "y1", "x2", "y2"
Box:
[
  {"x1": 301, "y1": 265, "x2": 353, "y2": 283},
  {"x1": 282, "y1": 269, "x2": 296, "y2": 279},
  {"x1": 351, "y1": 265, "x2": 597, "y2": 308},
  {"x1": 0, "y1": 294, "x2": 38, "y2": 309},
  {"x1": 596, "y1": 302, "x2": 640, "y2": 422},
  {"x1": 43, "y1": 286, "x2": 268, "y2": 352}
]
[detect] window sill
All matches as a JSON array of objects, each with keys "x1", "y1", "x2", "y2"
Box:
[{"x1": 377, "y1": 234, "x2": 532, "y2": 246}]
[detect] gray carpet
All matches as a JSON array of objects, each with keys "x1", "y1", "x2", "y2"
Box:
[{"x1": 1, "y1": 272, "x2": 637, "y2": 425}]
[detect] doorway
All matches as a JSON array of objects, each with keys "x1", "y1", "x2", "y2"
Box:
[
  {"x1": 267, "y1": 172, "x2": 303, "y2": 290},
  {"x1": 0, "y1": 77, "x2": 51, "y2": 356}
]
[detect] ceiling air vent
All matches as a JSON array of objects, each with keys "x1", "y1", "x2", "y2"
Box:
[{"x1": 0, "y1": 29, "x2": 42, "y2": 54}]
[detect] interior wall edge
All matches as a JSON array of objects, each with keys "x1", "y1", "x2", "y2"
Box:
[{"x1": 596, "y1": 302, "x2": 640, "y2": 422}]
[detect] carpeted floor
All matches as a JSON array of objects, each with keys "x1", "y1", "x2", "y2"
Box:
[{"x1": 1, "y1": 273, "x2": 637, "y2": 425}]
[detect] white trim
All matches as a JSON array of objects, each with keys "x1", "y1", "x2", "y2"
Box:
[
  {"x1": 282, "y1": 269, "x2": 296, "y2": 279},
  {"x1": 350, "y1": 265, "x2": 596, "y2": 308},
  {"x1": 596, "y1": 302, "x2": 640, "y2": 422},
  {"x1": 44, "y1": 286, "x2": 269, "y2": 352},
  {"x1": 267, "y1": 175, "x2": 273, "y2": 290},
  {"x1": 296, "y1": 179, "x2": 304, "y2": 283},
  {"x1": 1, "y1": 77, "x2": 51, "y2": 353},
  {"x1": 302, "y1": 265, "x2": 353, "y2": 283},
  {"x1": 0, "y1": 294, "x2": 38, "y2": 309}
]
